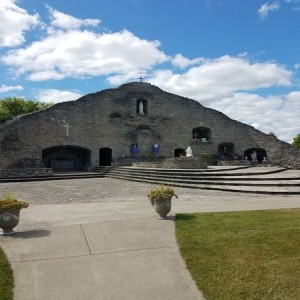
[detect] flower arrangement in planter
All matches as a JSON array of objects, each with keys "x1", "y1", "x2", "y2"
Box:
[
  {"x1": 147, "y1": 185, "x2": 178, "y2": 218},
  {"x1": 0, "y1": 193, "x2": 29, "y2": 236}
]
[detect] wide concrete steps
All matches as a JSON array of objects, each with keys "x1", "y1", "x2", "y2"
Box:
[{"x1": 105, "y1": 166, "x2": 300, "y2": 195}]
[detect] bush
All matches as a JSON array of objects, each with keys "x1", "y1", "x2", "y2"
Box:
[{"x1": 109, "y1": 111, "x2": 122, "y2": 118}]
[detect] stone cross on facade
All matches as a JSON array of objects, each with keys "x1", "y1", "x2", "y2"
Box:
[
  {"x1": 138, "y1": 76, "x2": 144, "y2": 83},
  {"x1": 63, "y1": 120, "x2": 71, "y2": 137}
]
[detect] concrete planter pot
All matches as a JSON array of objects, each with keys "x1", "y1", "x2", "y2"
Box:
[
  {"x1": 147, "y1": 186, "x2": 178, "y2": 219},
  {"x1": 0, "y1": 208, "x2": 21, "y2": 235},
  {"x1": 154, "y1": 197, "x2": 172, "y2": 218}
]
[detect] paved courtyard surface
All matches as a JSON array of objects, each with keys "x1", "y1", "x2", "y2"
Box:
[{"x1": 1, "y1": 178, "x2": 300, "y2": 300}]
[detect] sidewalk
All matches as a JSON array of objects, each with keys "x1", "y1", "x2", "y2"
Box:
[
  {"x1": 1, "y1": 178, "x2": 300, "y2": 300},
  {"x1": 1, "y1": 211, "x2": 202, "y2": 300}
]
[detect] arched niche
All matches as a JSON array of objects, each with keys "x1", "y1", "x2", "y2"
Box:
[
  {"x1": 42, "y1": 145, "x2": 91, "y2": 171},
  {"x1": 174, "y1": 148, "x2": 186, "y2": 157},
  {"x1": 244, "y1": 148, "x2": 267, "y2": 164},
  {"x1": 136, "y1": 98, "x2": 148, "y2": 115},
  {"x1": 218, "y1": 142, "x2": 235, "y2": 159},
  {"x1": 192, "y1": 127, "x2": 211, "y2": 142}
]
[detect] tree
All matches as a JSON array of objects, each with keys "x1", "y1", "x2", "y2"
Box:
[
  {"x1": 292, "y1": 134, "x2": 300, "y2": 150},
  {"x1": 0, "y1": 97, "x2": 52, "y2": 124}
]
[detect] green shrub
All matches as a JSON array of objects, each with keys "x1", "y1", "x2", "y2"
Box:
[
  {"x1": 136, "y1": 124, "x2": 151, "y2": 130},
  {"x1": 109, "y1": 111, "x2": 122, "y2": 118}
]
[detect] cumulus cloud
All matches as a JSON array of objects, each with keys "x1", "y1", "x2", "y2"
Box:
[
  {"x1": 36, "y1": 89, "x2": 83, "y2": 103},
  {"x1": 257, "y1": 2, "x2": 280, "y2": 19},
  {"x1": 147, "y1": 55, "x2": 298, "y2": 142},
  {"x1": 0, "y1": 0, "x2": 40, "y2": 47},
  {"x1": 172, "y1": 54, "x2": 204, "y2": 68},
  {"x1": 149, "y1": 55, "x2": 291, "y2": 100},
  {"x1": 0, "y1": 84, "x2": 23, "y2": 92},
  {"x1": 0, "y1": 4, "x2": 298, "y2": 143},
  {"x1": 47, "y1": 5, "x2": 100, "y2": 30},
  {"x1": 208, "y1": 92, "x2": 300, "y2": 143},
  {"x1": 2, "y1": 28, "x2": 168, "y2": 81}
]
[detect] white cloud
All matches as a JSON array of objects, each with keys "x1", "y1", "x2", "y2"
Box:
[
  {"x1": 0, "y1": 4, "x2": 297, "y2": 143},
  {"x1": 107, "y1": 71, "x2": 147, "y2": 85},
  {"x1": 257, "y1": 2, "x2": 280, "y2": 19},
  {"x1": 0, "y1": 84, "x2": 23, "y2": 92},
  {"x1": 208, "y1": 92, "x2": 300, "y2": 143},
  {"x1": 146, "y1": 55, "x2": 297, "y2": 142},
  {"x1": 0, "y1": 0, "x2": 40, "y2": 47},
  {"x1": 2, "y1": 28, "x2": 168, "y2": 81},
  {"x1": 36, "y1": 89, "x2": 83, "y2": 103},
  {"x1": 149, "y1": 55, "x2": 291, "y2": 100},
  {"x1": 172, "y1": 54, "x2": 204, "y2": 68},
  {"x1": 47, "y1": 6, "x2": 100, "y2": 30}
]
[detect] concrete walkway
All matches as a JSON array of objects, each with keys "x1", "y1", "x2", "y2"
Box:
[{"x1": 1, "y1": 178, "x2": 300, "y2": 300}]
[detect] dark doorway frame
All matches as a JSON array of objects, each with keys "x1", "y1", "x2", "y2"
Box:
[{"x1": 99, "y1": 147, "x2": 112, "y2": 166}]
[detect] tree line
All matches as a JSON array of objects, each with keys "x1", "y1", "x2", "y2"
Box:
[{"x1": 0, "y1": 97, "x2": 52, "y2": 124}]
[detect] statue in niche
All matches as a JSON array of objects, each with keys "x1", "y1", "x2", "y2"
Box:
[
  {"x1": 252, "y1": 151, "x2": 258, "y2": 161},
  {"x1": 186, "y1": 146, "x2": 193, "y2": 157},
  {"x1": 131, "y1": 143, "x2": 139, "y2": 154},
  {"x1": 138, "y1": 101, "x2": 144, "y2": 115}
]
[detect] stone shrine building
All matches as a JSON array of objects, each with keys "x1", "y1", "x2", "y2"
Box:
[{"x1": 0, "y1": 82, "x2": 300, "y2": 171}]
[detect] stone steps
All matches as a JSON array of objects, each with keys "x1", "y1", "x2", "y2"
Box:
[
  {"x1": 0, "y1": 172, "x2": 105, "y2": 183},
  {"x1": 104, "y1": 167, "x2": 300, "y2": 195}
]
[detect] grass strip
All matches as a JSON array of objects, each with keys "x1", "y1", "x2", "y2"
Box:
[
  {"x1": 176, "y1": 208, "x2": 300, "y2": 300},
  {"x1": 0, "y1": 246, "x2": 13, "y2": 300}
]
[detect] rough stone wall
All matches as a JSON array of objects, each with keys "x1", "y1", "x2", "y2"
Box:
[
  {"x1": 0, "y1": 82, "x2": 299, "y2": 169},
  {"x1": 133, "y1": 157, "x2": 208, "y2": 169}
]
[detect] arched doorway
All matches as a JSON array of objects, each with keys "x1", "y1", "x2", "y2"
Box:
[
  {"x1": 174, "y1": 148, "x2": 186, "y2": 157},
  {"x1": 42, "y1": 146, "x2": 91, "y2": 171},
  {"x1": 244, "y1": 148, "x2": 267, "y2": 164},
  {"x1": 218, "y1": 142, "x2": 234, "y2": 159},
  {"x1": 99, "y1": 148, "x2": 112, "y2": 166}
]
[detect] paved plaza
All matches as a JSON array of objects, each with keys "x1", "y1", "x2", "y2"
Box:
[{"x1": 1, "y1": 178, "x2": 300, "y2": 299}]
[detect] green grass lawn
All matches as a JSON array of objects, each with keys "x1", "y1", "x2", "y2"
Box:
[
  {"x1": 176, "y1": 209, "x2": 300, "y2": 300},
  {"x1": 0, "y1": 246, "x2": 13, "y2": 300}
]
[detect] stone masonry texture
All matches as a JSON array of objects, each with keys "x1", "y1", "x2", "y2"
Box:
[{"x1": 0, "y1": 82, "x2": 299, "y2": 170}]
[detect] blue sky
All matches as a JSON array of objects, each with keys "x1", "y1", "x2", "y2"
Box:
[{"x1": 0, "y1": 0, "x2": 300, "y2": 142}]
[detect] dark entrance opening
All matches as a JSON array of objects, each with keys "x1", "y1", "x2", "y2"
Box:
[
  {"x1": 218, "y1": 142, "x2": 235, "y2": 160},
  {"x1": 174, "y1": 148, "x2": 186, "y2": 157},
  {"x1": 42, "y1": 146, "x2": 91, "y2": 171},
  {"x1": 192, "y1": 127, "x2": 211, "y2": 142},
  {"x1": 244, "y1": 148, "x2": 267, "y2": 164},
  {"x1": 99, "y1": 147, "x2": 112, "y2": 166}
]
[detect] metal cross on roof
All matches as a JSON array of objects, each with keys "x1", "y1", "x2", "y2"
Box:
[{"x1": 138, "y1": 76, "x2": 144, "y2": 83}]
